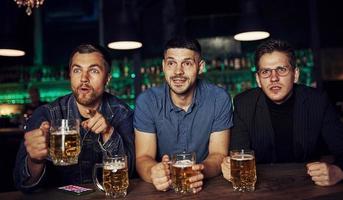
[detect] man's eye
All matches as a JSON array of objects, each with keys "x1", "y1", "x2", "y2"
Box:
[
  {"x1": 260, "y1": 69, "x2": 269, "y2": 74},
  {"x1": 167, "y1": 61, "x2": 176, "y2": 67},
  {"x1": 182, "y1": 61, "x2": 192, "y2": 67},
  {"x1": 90, "y1": 69, "x2": 99, "y2": 74},
  {"x1": 277, "y1": 67, "x2": 287, "y2": 72},
  {"x1": 73, "y1": 69, "x2": 81, "y2": 73}
]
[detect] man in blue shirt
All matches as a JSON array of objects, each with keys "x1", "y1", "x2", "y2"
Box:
[
  {"x1": 134, "y1": 37, "x2": 233, "y2": 193},
  {"x1": 14, "y1": 44, "x2": 134, "y2": 192}
]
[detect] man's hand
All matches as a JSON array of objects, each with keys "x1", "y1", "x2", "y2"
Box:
[
  {"x1": 307, "y1": 162, "x2": 343, "y2": 186},
  {"x1": 221, "y1": 156, "x2": 231, "y2": 182},
  {"x1": 81, "y1": 109, "x2": 113, "y2": 143},
  {"x1": 150, "y1": 155, "x2": 171, "y2": 191},
  {"x1": 189, "y1": 164, "x2": 205, "y2": 194},
  {"x1": 24, "y1": 121, "x2": 50, "y2": 162}
]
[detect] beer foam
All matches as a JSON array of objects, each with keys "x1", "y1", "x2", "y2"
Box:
[
  {"x1": 51, "y1": 130, "x2": 78, "y2": 135},
  {"x1": 231, "y1": 154, "x2": 254, "y2": 161},
  {"x1": 173, "y1": 160, "x2": 194, "y2": 168},
  {"x1": 104, "y1": 161, "x2": 126, "y2": 171}
]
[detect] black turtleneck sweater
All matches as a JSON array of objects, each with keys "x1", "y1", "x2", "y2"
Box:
[{"x1": 266, "y1": 92, "x2": 295, "y2": 163}]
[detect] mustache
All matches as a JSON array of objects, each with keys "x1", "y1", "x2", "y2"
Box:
[
  {"x1": 77, "y1": 84, "x2": 93, "y2": 90},
  {"x1": 268, "y1": 83, "x2": 283, "y2": 88},
  {"x1": 170, "y1": 76, "x2": 187, "y2": 80}
]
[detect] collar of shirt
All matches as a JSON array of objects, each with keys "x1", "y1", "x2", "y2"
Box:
[{"x1": 165, "y1": 79, "x2": 203, "y2": 113}]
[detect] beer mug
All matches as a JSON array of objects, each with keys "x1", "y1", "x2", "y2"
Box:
[
  {"x1": 49, "y1": 119, "x2": 81, "y2": 166},
  {"x1": 230, "y1": 149, "x2": 257, "y2": 192},
  {"x1": 93, "y1": 155, "x2": 129, "y2": 198},
  {"x1": 170, "y1": 152, "x2": 196, "y2": 194}
]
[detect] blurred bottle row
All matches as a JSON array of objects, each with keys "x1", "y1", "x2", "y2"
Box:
[{"x1": 0, "y1": 49, "x2": 314, "y2": 117}]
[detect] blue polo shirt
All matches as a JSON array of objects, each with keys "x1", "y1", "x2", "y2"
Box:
[{"x1": 134, "y1": 79, "x2": 233, "y2": 163}]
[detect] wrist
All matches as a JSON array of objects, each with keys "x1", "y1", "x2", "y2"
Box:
[
  {"x1": 337, "y1": 165, "x2": 343, "y2": 181},
  {"x1": 28, "y1": 156, "x2": 46, "y2": 165},
  {"x1": 103, "y1": 126, "x2": 114, "y2": 135},
  {"x1": 102, "y1": 126, "x2": 114, "y2": 143}
]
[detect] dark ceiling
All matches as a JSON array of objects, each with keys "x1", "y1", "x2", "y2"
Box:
[{"x1": 0, "y1": 0, "x2": 343, "y2": 67}]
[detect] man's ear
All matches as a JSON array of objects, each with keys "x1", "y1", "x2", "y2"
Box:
[
  {"x1": 255, "y1": 73, "x2": 261, "y2": 88},
  {"x1": 106, "y1": 74, "x2": 111, "y2": 86},
  {"x1": 162, "y1": 59, "x2": 166, "y2": 74},
  {"x1": 198, "y1": 60, "x2": 205, "y2": 75},
  {"x1": 294, "y1": 67, "x2": 300, "y2": 83}
]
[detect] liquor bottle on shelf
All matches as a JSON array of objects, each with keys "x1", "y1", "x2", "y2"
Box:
[{"x1": 0, "y1": 49, "x2": 314, "y2": 107}]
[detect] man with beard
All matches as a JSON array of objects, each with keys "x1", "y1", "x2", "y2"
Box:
[
  {"x1": 222, "y1": 39, "x2": 343, "y2": 186},
  {"x1": 134, "y1": 37, "x2": 233, "y2": 193},
  {"x1": 14, "y1": 44, "x2": 134, "y2": 192}
]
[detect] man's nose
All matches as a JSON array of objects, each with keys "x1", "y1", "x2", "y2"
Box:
[
  {"x1": 81, "y1": 72, "x2": 89, "y2": 82},
  {"x1": 270, "y1": 69, "x2": 279, "y2": 81},
  {"x1": 174, "y1": 63, "x2": 184, "y2": 75}
]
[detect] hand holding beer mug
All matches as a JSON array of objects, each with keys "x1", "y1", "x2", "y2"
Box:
[
  {"x1": 230, "y1": 150, "x2": 256, "y2": 192},
  {"x1": 150, "y1": 155, "x2": 172, "y2": 191},
  {"x1": 49, "y1": 119, "x2": 81, "y2": 166},
  {"x1": 171, "y1": 152, "x2": 201, "y2": 194},
  {"x1": 93, "y1": 155, "x2": 129, "y2": 198}
]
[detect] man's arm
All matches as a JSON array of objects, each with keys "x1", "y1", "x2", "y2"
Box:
[
  {"x1": 90, "y1": 110, "x2": 135, "y2": 178},
  {"x1": 202, "y1": 129, "x2": 229, "y2": 178},
  {"x1": 24, "y1": 122, "x2": 50, "y2": 184},
  {"x1": 307, "y1": 92, "x2": 343, "y2": 186},
  {"x1": 13, "y1": 122, "x2": 49, "y2": 192},
  {"x1": 135, "y1": 129, "x2": 158, "y2": 182},
  {"x1": 135, "y1": 129, "x2": 171, "y2": 191},
  {"x1": 307, "y1": 162, "x2": 343, "y2": 186},
  {"x1": 230, "y1": 97, "x2": 251, "y2": 150}
]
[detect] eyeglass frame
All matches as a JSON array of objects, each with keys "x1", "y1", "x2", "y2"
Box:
[{"x1": 256, "y1": 65, "x2": 293, "y2": 79}]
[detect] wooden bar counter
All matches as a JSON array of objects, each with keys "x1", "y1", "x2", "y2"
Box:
[{"x1": 1, "y1": 163, "x2": 343, "y2": 200}]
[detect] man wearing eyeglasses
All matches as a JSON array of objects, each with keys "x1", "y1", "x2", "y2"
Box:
[{"x1": 222, "y1": 39, "x2": 343, "y2": 186}]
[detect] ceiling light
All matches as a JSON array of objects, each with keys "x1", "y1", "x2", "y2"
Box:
[
  {"x1": 104, "y1": 0, "x2": 142, "y2": 50},
  {"x1": 234, "y1": 31, "x2": 270, "y2": 41},
  {"x1": 0, "y1": 49, "x2": 25, "y2": 57},
  {"x1": 14, "y1": 0, "x2": 44, "y2": 16},
  {"x1": 234, "y1": 0, "x2": 270, "y2": 41}
]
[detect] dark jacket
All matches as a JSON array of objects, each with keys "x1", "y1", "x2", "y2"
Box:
[
  {"x1": 14, "y1": 92, "x2": 135, "y2": 192},
  {"x1": 230, "y1": 84, "x2": 343, "y2": 169}
]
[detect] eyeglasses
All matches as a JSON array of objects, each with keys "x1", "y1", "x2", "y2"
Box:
[{"x1": 257, "y1": 66, "x2": 291, "y2": 78}]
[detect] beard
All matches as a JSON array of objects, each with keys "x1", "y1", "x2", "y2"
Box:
[{"x1": 72, "y1": 85, "x2": 102, "y2": 107}]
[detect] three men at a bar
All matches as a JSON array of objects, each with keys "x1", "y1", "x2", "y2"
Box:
[{"x1": 14, "y1": 38, "x2": 343, "y2": 194}]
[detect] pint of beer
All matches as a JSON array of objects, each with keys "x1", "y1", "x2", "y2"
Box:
[
  {"x1": 49, "y1": 119, "x2": 81, "y2": 166},
  {"x1": 171, "y1": 152, "x2": 196, "y2": 194},
  {"x1": 230, "y1": 150, "x2": 256, "y2": 192},
  {"x1": 93, "y1": 155, "x2": 129, "y2": 198}
]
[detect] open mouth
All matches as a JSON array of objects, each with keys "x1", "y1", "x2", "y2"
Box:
[
  {"x1": 78, "y1": 85, "x2": 92, "y2": 94},
  {"x1": 171, "y1": 77, "x2": 187, "y2": 86}
]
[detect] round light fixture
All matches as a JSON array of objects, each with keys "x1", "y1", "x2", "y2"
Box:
[
  {"x1": 0, "y1": 49, "x2": 25, "y2": 57},
  {"x1": 234, "y1": 31, "x2": 270, "y2": 41},
  {"x1": 108, "y1": 41, "x2": 142, "y2": 50}
]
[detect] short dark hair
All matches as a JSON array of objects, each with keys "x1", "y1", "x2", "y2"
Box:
[
  {"x1": 254, "y1": 39, "x2": 296, "y2": 70},
  {"x1": 163, "y1": 37, "x2": 202, "y2": 58},
  {"x1": 69, "y1": 44, "x2": 112, "y2": 73}
]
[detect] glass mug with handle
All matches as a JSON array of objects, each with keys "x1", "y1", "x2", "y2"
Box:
[
  {"x1": 49, "y1": 119, "x2": 81, "y2": 166},
  {"x1": 230, "y1": 149, "x2": 257, "y2": 192},
  {"x1": 170, "y1": 152, "x2": 197, "y2": 194},
  {"x1": 93, "y1": 155, "x2": 129, "y2": 198}
]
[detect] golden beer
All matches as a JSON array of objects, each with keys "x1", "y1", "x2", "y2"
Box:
[
  {"x1": 171, "y1": 160, "x2": 195, "y2": 194},
  {"x1": 103, "y1": 162, "x2": 129, "y2": 198},
  {"x1": 93, "y1": 155, "x2": 129, "y2": 198},
  {"x1": 230, "y1": 152, "x2": 256, "y2": 192},
  {"x1": 49, "y1": 130, "x2": 81, "y2": 165}
]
